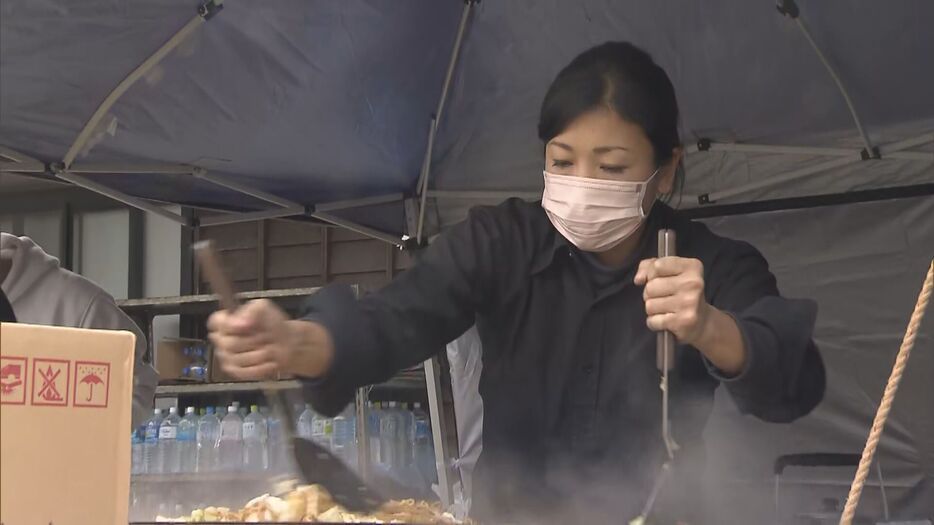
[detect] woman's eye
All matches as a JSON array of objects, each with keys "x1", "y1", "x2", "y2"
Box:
[
  {"x1": 601, "y1": 165, "x2": 625, "y2": 174},
  {"x1": 551, "y1": 159, "x2": 573, "y2": 168}
]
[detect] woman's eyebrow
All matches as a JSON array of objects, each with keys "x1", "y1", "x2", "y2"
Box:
[{"x1": 593, "y1": 145, "x2": 628, "y2": 154}]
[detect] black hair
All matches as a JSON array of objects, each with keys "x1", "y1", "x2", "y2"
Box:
[{"x1": 538, "y1": 41, "x2": 684, "y2": 198}]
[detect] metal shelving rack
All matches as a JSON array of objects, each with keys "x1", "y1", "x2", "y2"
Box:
[{"x1": 117, "y1": 286, "x2": 460, "y2": 507}]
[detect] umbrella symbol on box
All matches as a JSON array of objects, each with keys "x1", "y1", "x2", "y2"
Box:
[
  {"x1": 80, "y1": 373, "x2": 104, "y2": 401},
  {"x1": 74, "y1": 362, "x2": 109, "y2": 408}
]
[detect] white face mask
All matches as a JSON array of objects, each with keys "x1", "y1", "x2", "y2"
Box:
[{"x1": 541, "y1": 169, "x2": 659, "y2": 252}]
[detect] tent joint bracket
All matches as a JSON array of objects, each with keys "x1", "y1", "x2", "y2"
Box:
[
  {"x1": 861, "y1": 146, "x2": 881, "y2": 161},
  {"x1": 697, "y1": 138, "x2": 712, "y2": 152},
  {"x1": 775, "y1": 0, "x2": 799, "y2": 19},
  {"x1": 197, "y1": 0, "x2": 224, "y2": 20}
]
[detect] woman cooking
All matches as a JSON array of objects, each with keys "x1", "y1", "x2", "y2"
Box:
[{"x1": 208, "y1": 41, "x2": 825, "y2": 523}]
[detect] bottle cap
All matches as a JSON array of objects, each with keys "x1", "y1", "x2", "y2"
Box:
[
  {"x1": 186, "y1": 407, "x2": 196, "y2": 414},
  {"x1": 228, "y1": 405, "x2": 237, "y2": 412},
  {"x1": 206, "y1": 407, "x2": 214, "y2": 415},
  {"x1": 250, "y1": 404, "x2": 259, "y2": 413},
  {"x1": 169, "y1": 406, "x2": 178, "y2": 414}
]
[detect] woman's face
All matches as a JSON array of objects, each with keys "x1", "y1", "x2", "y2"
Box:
[{"x1": 544, "y1": 106, "x2": 679, "y2": 198}]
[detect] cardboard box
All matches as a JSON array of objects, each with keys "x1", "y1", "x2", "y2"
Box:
[
  {"x1": 1, "y1": 322, "x2": 134, "y2": 525},
  {"x1": 156, "y1": 337, "x2": 210, "y2": 383}
]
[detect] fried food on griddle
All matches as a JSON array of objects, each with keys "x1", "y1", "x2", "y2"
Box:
[{"x1": 177, "y1": 483, "x2": 464, "y2": 523}]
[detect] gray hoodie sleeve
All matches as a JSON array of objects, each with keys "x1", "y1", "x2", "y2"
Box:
[{"x1": 81, "y1": 292, "x2": 159, "y2": 429}]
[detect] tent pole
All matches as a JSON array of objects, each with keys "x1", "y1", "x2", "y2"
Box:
[
  {"x1": 315, "y1": 193, "x2": 405, "y2": 212},
  {"x1": 794, "y1": 17, "x2": 875, "y2": 157},
  {"x1": 0, "y1": 162, "x2": 46, "y2": 174},
  {"x1": 416, "y1": 116, "x2": 438, "y2": 244},
  {"x1": 192, "y1": 169, "x2": 301, "y2": 209},
  {"x1": 310, "y1": 211, "x2": 404, "y2": 248},
  {"x1": 61, "y1": 0, "x2": 223, "y2": 168},
  {"x1": 0, "y1": 145, "x2": 43, "y2": 165},
  {"x1": 55, "y1": 171, "x2": 190, "y2": 225},
  {"x1": 195, "y1": 171, "x2": 406, "y2": 246},
  {"x1": 777, "y1": 2, "x2": 876, "y2": 158},
  {"x1": 700, "y1": 134, "x2": 932, "y2": 203},
  {"x1": 199, "y1": 207, "x2": 305, "y2": 226},
  {"x1": 68, "y1": 162, "x2": 195, "y2": 175},
  {"x1": 687, "y1": 140, "x2": 932, "y2": 161},
  {"x1": 428, "y1": 190, "x2": 543, "y2": 201},
  {"x1": 416, "y1": 0, "x2": 476, "y2": 244}
]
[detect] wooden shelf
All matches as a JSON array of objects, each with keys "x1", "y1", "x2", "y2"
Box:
[
  {"x1": 117, "y1": 287, "x2": 322, "y2": 317},
  {"x1": 155, "y1": 368, "x2": 426, "y2": 398},
  {"x1": 155, "y1": 379, "x2": 301, "y2": 396}
]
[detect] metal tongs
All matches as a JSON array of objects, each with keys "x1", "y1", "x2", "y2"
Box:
[
  {"x1": 631, "y1": 229, "x2": 680, "y2": 525},
  {"x1": 194, "y1": 240, "x2": 385, "y2": 512}
]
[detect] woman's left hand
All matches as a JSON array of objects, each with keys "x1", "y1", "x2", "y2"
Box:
[{"x1": 634, "y1": 256, "x2": 712, "y2": 346}]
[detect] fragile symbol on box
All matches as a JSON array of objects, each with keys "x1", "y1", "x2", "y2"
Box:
[
  {"x1": 74, "y1": 361, "x2": 110, "y2": 408},
  {"x1": 0, "y1": 356, "x2": 28, "y2": 405},
  {"x1": 31, "y1": 358, "x2": 70, "y2": 406}
]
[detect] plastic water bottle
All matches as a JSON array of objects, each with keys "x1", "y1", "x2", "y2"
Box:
[
  {"x1": 143, "y1": 409, "x2": 164, "y2": 473},
  {"x1": 400, "y1": 403, "x2": 415, "y2": 466},
  {"x1": 196, "y1": 407, "x2": 221, "y2": 473},
  {"x1": 267, "y1": 409, "x2": 284, "y2": 472},
  {"x1": 366, "y1": 402, "x2": 382, "y2": 469},
  {"x1": 331, "y1": 406, "x2": 357, "y2": 469},
  {"x1": 219, "y1": 404, "x2": 243, "y2": 472},
  {"x1": 177, "y1": 407, "x2": 198, "y2": 473},
  {"x1": 183, "y1": 346, "x2": 206, "y2": 359},
  {"x1": 131, "y1": 426, "x2": 144, "y2": 475},
  {"x1": 413, "y1": 403, "x2": 435, "y2": 485},
  {"x1": 242, "y1": 405, "x2": 268, "y2": 471},
  {"x1": 159, "y1": 407, "x2": 182, "y2": 474},
  {"x1": 297, "y1": 404, "x2": 316, "y2": 440},
  {"x1": 311, "y1": 412, "x2": 333, "y2": 450},
  {"x1": 181, "y1": 365, "x2": 208, "y2": 380},
  {"x1": 379, "y1": 402, "x2": 400, "y2": 472}
]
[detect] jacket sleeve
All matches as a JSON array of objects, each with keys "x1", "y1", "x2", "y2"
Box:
[
  {"x1": 704, "y1": 240, "x2": 826, "y2": 423},
  {"x1": 300, "y1": 205, "x2": 518, "y2": 416},
  {"x1": 81, "y1": 292, "x2": 160, "y2": 429}
]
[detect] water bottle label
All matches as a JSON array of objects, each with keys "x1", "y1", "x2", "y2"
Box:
[
  {"x1": 242, "y1": 421, "x2": 257, "y2": 439},
  {"x1": 415, "y1": 421, "x2": 430, "y2": 438},
  {"x1": 159, "y1": 426, "x2": 177, "y2": 440},
  {"x1": 220, "y1": 424, "x2": 238, "y2": 440},
  {"x1": 312, "y1": 419, "x2": 325, "y2": 435}
]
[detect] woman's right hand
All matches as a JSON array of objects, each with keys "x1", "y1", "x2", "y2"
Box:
[{"x1": 208, "y1": 299, "x2": 334, "y2": 381}]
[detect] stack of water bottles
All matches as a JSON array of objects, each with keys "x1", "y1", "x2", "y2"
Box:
[
  {"x1": 131, "y1": 401, "x2": 436, "y2": 490},
  {"x1": 180, "y1": 345, "x2": 209, "y2": 381}
]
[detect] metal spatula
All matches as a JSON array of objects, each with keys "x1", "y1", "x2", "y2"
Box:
[
  {"x1": 194, "y1": 240, "x2": 385, "y2": 512},
  {"x1": 631, "y1": 229, "x2": 680, "y2": 525}
]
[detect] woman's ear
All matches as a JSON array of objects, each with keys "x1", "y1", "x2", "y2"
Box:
[{"x1": 656, "y1": 147, "x2": 683, "y2": 196}]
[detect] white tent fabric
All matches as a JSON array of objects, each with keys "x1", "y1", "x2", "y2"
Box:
[{"x1": 700, "y1": 195, "x2": 934, "y2": 522}]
